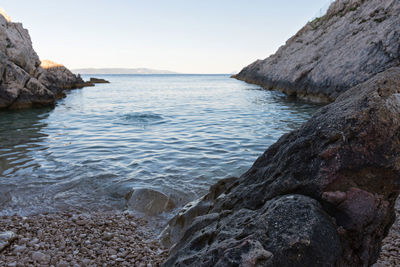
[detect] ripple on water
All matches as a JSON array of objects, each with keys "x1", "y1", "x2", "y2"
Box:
[
  {"x1": 121, "y1": 112, "x2": 166, "y2": 126},
  {"x1": 0, "y1": 75, "x2": 322, "y2": 217}
]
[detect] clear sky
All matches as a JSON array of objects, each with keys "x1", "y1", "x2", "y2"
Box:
[{"x1": 1, "y1": 0, "x2": 332, "y2": 73}]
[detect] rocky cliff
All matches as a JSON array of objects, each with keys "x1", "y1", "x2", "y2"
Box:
[
  {"x1": 0, "y1": 10, "x2": 89, "y2": 109},
  {"x1": 162, "y1": 67, "x2": 400, "y2": 266},
  {"x1": 233, "y1": 0, "x2": 400, "y2": 103}
]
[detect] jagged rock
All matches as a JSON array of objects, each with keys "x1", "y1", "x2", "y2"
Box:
[
  {"x1": 39, "y1": 60, "x2": 90, "y2": 96},
  {"x1": 233, "y1": 0, "x2": 400, "y2": 103},
  {"x1": 0, "y1": 11, "x2": 90, "y2": 109},
  {"x1": 162, "y1": 67, "x2": 400, "y2": 266},
  {"x1": 160, "y1": 177, "x2": 238, "y2": 248},
  {"x1": 126, "y1": 188, "x2": 176, "y2": 216}
]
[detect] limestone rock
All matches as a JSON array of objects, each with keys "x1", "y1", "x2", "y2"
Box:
[
  {"x1": 126, "y1": 188, "x2": 176, "y2": 216},
  {"x1": 162, "y1": 67, "x2": 400, "y2": 266},
  {"x1": 0, "y1": 11, "x2": 90, "y2": 110},
  {"x1": 39, "y1": 59, "x2": 89, "y2": 96},
  {"x1": 233, "y1": 0, "x2": 400, "y2": 103}
]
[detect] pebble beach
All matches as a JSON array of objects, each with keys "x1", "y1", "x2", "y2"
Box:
[
  {"x1": 1, "y1": 201, "x2": 399, "y2": 266},
  {"x1": 0, "y1": 211, "x2": 167, "y2": 266}
]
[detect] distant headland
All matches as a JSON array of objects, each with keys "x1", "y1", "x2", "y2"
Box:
[{"x1": 72, "y1": 68, "x2": 179, "y2": 75}]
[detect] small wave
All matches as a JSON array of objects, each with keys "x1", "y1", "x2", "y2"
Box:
[{"x1": 122, "y1": 112, "x2": 165, "y2": 125}]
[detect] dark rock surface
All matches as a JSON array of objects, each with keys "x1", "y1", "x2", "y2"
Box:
[
  {"x1": 233, "y1": 0, "x2": 400, "y2": 103},
  {"x1": 162, "y1": 67, "x2": 400, "y2": 266},
  {"x1": 0, "y1": 12, "x2": 91, "y2": 110}
]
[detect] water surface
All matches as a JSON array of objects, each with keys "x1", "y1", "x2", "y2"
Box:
[{"x1": 0, "y1": 74, "x2": 321, "y2": 216}]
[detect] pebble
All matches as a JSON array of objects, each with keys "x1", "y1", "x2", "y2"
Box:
[
  {"x1": 31, "y1": 251, "x2": 46, "y2": 262},
  {"x1": 0, "y1": 211, "x2": 167, "y2": 266}
]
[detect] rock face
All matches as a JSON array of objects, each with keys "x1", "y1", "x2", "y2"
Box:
[
  {"x1": 162, "y1": 67, "x2": 400, "y2": 266},
  {"x1": 39, "y1": 60, "x2": 89, "y2": 96},
  {"x1": 233, "y1": 0, "x2": 400, "y2": 103},
  {"x1": 0, "y1": 11, "x2": 89, "y2": 109}
]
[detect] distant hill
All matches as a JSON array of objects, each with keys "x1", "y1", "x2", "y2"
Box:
[{"x1": 72, "y1": 68, "x2": 178, "y2": 75}]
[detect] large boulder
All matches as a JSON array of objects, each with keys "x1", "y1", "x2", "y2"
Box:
[
  {"x1": 162, "y1": 67, "x2": 400, "y2": 266},
  {"x1": 0, "y1": 11, "x2": 90, "y2": 109},
  {"x1": 233, "y1": 0, "x2": 400, "y2": 103}
]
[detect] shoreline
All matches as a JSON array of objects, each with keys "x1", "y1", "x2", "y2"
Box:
[
  {"x1": 0, "y1": 199, "x2": 397, "y2": 266},
  {"x1": 0, "y1": 211, "x2": 167, "y2": 266}
]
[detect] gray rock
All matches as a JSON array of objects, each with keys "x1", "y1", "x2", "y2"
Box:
[
  {"x1": 162, "y1": 68, "x2": 400, "y2": 266},
  {"x1": 233, "y1": 0, "x2": 400, "y2": 103},
  {"x1": 0, "y1": 11, "x2": 91, "y2": 110},
  {"x1": 126, "y1": 188, "x2": 175, "y2": 216}
]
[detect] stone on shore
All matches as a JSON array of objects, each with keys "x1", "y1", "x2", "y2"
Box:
[
  {"x1": 162, "y1": 67, "x2": 400, "y2": 266},
  {"x1": 233, "y1": 0, "x2": 400, "y2": 102},
  {"x1": 126, "y1": 188, "x2": 176, "y2": 216}
]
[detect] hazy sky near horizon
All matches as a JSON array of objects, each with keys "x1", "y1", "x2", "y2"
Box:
[{"x1": 2, "y1": 0, "x2": 331, "y2": 73}]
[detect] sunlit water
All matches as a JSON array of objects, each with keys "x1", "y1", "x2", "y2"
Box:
[{"x1": 0, "y1": 75, "x2": 321, "y2": 216}]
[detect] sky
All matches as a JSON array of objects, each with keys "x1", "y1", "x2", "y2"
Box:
[{"x1": 1, "y1": 0, "x2": 332, "y2": 74}]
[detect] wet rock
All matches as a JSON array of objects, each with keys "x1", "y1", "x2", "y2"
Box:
[
  {"x1": 233, "y1": 0, "x2": 400, "y2": 103},
  {"x1": 162, "y1": 68, "x2": 400, "y2": 266},
  {"x1": 126, "y1": 188, "x2": 175, "y2": 216}
]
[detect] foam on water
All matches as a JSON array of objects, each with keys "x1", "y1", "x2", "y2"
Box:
[{"x1": 0, "y1": 74, "x2": 321, "y2": 217}]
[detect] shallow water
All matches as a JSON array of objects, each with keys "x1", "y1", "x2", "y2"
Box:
[{"x1": 0, "y1": 74, "x2": 321, "y2": 216}]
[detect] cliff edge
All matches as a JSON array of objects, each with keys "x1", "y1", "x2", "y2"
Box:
[
  {"x1": 233, "y1": 0, "x2": 400, "y2": 103},
  {"x1": 0, "y1": 10, "x2": 89, "y2": 109}
]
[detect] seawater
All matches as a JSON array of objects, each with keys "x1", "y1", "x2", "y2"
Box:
[{"x1": 0, "y1": 74, "x2": 321, "y2": 216}]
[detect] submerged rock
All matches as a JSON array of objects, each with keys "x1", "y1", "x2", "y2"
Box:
[
  {"x1": 162, "y1": 68, "x2": 400, "y2": 266},
  {"x1": 126, "y1": 188, "x2": 175, "y2": 216},
  {"x1": 233, "y1": 0, "x2": 400, "y2": 103},
  {"x1": 0, "y1": 11, "x2": 91, "y2": 110}
]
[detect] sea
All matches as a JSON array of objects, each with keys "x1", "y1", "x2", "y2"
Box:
[{"x1": 0, "y1": 74, "x2": 321, "y2": 217}]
